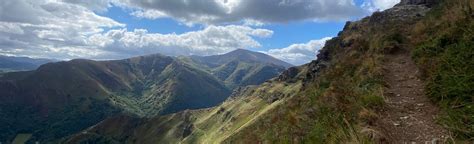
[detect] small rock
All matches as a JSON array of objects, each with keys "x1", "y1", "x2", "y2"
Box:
[
  {"x1": 396, "y1": 94, "x2": 401, "y2": 97},
  {"x1": 400, "y1": 116, "x2": 409, "y2": 120},
  {"x1": 393, "y1": 122, "x2": 401, "y2": 126},
  {"x1": 417, "y1": 103, "x2": 424, "y2": 106}
]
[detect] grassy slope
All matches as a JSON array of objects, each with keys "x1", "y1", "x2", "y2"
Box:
[
  {"x1": 227, "y1": 1, "x2": 473, "y2": 143},
  {"x1": 212, "y1": 61, "x2": 286, "y2": 88},
  {"x1": 411, "y1": 0, "x2": 473, "y2": 139},
  {"x1": 66, "y1": 80, "x2": 303, "y2": 143},
  {"x1": 180, "y1": 50, "x2": 289, "y2": 89}
]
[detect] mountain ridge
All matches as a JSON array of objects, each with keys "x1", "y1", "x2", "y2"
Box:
[
  {"x1": 0, "y1": 55, "x2": 55, "y2": 72},
  {"x1": 190, "y1": 49, "x2": 293, "y2": 68}
]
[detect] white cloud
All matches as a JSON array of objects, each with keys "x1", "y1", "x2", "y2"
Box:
[
  {"x1": 362, "y1": 0, "x2": 400, "y2": 12},
  {"x1": 61, "y1": 0, "x2": 111, "y2": 12},
  {"x1": 86, "y1": 25, "x2": 273, "y2": 58},
  {"x1": 130, "y1": 10, "x2": 168, "y2": 20},
  {"x1": 0, "y1": 0, "x2": 374, "y2": 63},
  {"x1": 0, "y1": 0, "x2": 273, "y2": 60},
  {"x1": 0, "y1": 0, "x2": 125, "y2": 57},
  {"x1": 0, "y1": 0, "x2": 125, "y2": 59},
  {"x1": 264, "y1": 37, "x2": 332, "y2": 65},
  {"x1": 243, "y1": 19, "x2": 265, "y2": 27}
]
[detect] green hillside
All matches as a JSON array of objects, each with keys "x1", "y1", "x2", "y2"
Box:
[{"x1": 183, "y1": 49, "x2": 291, "y2": 88}]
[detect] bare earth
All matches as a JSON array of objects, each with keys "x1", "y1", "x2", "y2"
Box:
[{"x1": 377, "y1": 48, "x2": 450, "y2": 143}]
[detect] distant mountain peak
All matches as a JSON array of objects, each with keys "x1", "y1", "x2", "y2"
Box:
[
  {"x1": 227, "y1": 48, "x2": 255, "y2": 54},
  {"x1": 199, "y1": 49, "x2": 293, "y2": 68},
  {"x1": 0, "y1": 55, "x2": 55, "y2": 72}
]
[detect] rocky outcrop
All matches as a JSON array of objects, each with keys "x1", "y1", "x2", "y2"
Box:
[
  {"x1": 397, "y1": 0, "x2": 440, "y2": 7},
  {"x1": 276, "y1": 67, "x2": 300, "y2": 82}
]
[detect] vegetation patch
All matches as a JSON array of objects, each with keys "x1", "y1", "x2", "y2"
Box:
[{"x1": 412, "y1": 1, "x2": 474, "y2": 139}]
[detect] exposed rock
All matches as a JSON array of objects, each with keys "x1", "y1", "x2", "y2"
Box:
[
  {"x1": 397, "y1": 0, "x2": 440, "y2": 7},
  {"x1": 303, "y1": 38, "x2": 335, "y2": 82},
  {"x1": 182, "y1": 124, "x2": 193, "y2": 138},
  {"x1": 369, "y1": 5, "x2": 430, "y2": 25},
  {"x1": 229, "y1": 86, "x2": 256, "y2": 99},
  {"x1": 276, "y1": 67, "x2": 300, "y2": 82}
]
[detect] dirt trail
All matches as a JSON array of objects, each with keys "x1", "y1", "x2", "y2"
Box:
[{"x1": 377, "y1": 48, "x2": 450, "y2": 143}]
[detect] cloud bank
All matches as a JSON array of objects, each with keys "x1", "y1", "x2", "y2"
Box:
[
  {"x1": 87, "y1": 25, "x2": 273, "y2": 59},
  {"x1": 0, "y1": 0, "x2": 274, "y2": 60},
  {"x1": 117, "y1": 0, "x2": 364, "y2": 25}
]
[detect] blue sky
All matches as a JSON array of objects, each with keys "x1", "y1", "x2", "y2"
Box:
[
  {"x1": 101, "y1": 6, "x2": 355, "y2": 51},
  {"x1": 0, "y1": 0, "x2": 400, "y2": 65},
  {"x1": 100, "y1": 0, "x2": 374, "y2": 49}
]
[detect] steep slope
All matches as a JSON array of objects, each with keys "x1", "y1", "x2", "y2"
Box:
[
  {"x1": 68, "y1": 0, "x2": 473, "y2": 143},
  {"x1": 67, "y1": 80, "x2": 304, "y2": 144},
  {"x1": 227, "y1": 0, "x2": 472, "y2": 143},
  {"x1": 410, "y1": 0, "x2": 473, "y2": 139}
]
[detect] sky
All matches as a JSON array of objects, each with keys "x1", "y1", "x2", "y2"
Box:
[{"x1": 0, "y1": 0, "x2": 400, "y2": 65}]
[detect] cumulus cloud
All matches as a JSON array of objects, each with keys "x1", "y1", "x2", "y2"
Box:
[
  {"x1": 0, "y1": 0, "x2": 124, "y2": 59},
  {"x1": 61, "y1": 0, "x2": 111, "y2": 12},
  {"x1": 0, "y1": 0, "x2": 389, "y2": 63},
  {"x1": 0, "y1": 0, "x2": 274, "y2": 60},
  {"x1": 264, "y1": 37, "x2": 332, "y2": 65},
  {"x1": 116, "y1": 0, "x2": 364, "y2": 25},
  {"x1": 362, "y1": 0, "x2": 400, "y2": 12},
  {"x1": 86, "y1": 25, "x2": 273, "y2": 58}
]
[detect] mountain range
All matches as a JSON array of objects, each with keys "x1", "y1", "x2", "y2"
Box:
[
  {"x1": 0, "y1": 49, "x2": 291, "y2": 141},
  {"x1": 0, "y1": 56, "x2": 54, "y2": 72}
]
